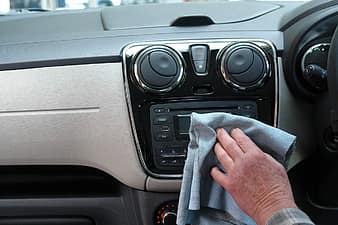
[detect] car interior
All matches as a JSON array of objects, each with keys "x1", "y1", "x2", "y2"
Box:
[{"x1": 0, "y1": 0, "x2": 337, "y2": 224}]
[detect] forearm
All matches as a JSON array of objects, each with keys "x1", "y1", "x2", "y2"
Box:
[{"x1": 266, "y1": 208, "x2": 315, "y2": 225}]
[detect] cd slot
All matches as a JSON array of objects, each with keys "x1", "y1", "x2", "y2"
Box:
[{"x1": 170, "y1": 106, "x2": 239, "y2": 112}]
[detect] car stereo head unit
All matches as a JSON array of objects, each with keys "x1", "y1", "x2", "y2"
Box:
[
  {"x1": 149, "y1": 101, "x2": 258, "y2": 173},
  {"x1": 122, "y1": 39, "x2": 277, "y2": 177}
]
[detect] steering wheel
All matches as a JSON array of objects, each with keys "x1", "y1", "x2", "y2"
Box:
[{"x1": 326, "y1": 26, "x2": 338, "y2": 149}]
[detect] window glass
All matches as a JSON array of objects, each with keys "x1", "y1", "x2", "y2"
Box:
[{"x1": 0, "y1": 0, "x2": 312, "y2": 14}]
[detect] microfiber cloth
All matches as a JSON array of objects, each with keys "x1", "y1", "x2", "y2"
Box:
[{"x1": 177, "y1": 112, "x2": 296, "y2": 225}]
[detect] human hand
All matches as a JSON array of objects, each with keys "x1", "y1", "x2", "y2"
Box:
[{"x1": 210, "y1": 128, "x2": 297, "y2": 225}]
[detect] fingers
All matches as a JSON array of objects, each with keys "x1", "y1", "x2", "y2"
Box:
[
  {"x1": 210, "y1": 167, "x2": 229, "y2": 189},
  {"x1": 230, "y1": 128, "x2": 262, "y2": 153},
  {"x1": 214, "y1": 143, "x2": 234, "y2": 171},
  {"x1": 216, "y1": 128, "x2": 244, "y2": 160}
]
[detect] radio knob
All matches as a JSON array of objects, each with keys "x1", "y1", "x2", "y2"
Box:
[
  {"x1": 154, "y1": 201, "x2": 178, "y2": 225},
  {"x1": 218, "y1": 42, "x2": 270, "y2": 90},
  {"x1": 162, "y1": 211, "x2": 177, "y2": 225},
  {"x1": 132, "y1": 45, "x2": 185, "y2": 94}
]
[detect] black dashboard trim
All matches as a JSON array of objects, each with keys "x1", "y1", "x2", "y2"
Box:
[
  {"x1": 0, "y1": 56, "x2": 122, "y2": 71},
  {"x1": 123, "y1": 39, "x2": 279, "y2": 178},
  {"x1": 276, "y1": 50, "x2": 283, "y2": 57},
  {"x1": 280, "y1": 0, "x2": 338, "y2": 31},
  {"x1": 282, "y1": 9, "x2": 338, "y2": 99}
]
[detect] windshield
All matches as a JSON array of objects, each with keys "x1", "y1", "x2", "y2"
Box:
[{"x1": 0, "y1": 0, "x2": 312, "y2": 14}]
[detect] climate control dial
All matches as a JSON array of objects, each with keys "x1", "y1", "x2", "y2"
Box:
[{"x1": 154, "y1": 200, "x2": 178, "y2": 225}]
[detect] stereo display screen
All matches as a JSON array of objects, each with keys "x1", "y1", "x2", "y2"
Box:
[{"x1": 174, "y1": 114, "x2": 191, "y2": 140}]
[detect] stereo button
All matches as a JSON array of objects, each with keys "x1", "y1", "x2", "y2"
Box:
[
  {"x1": 191, "y1": 45, "x2": 208, "y2": 61},
  {"x1": 166, "y1": 147, "x2": 186, "y2": 155},
  {"x1": 193, "y1": 60, "x2": 207, "y2": 74},
  {"x1": 167, "y1": 148, "x2": 178, "y2": 154},
  {"x1": 161, "y1": 126, "x2": 170, "y2": 132},
  {"x1": 154, "y1": 108, "x2": 166, "y2": 113},
  {"x1": 155, "y1": 132, "x2": 172, "y2": 142},
  {"x1": 191, "y1": 45, "x2": 209, "y2": 75},
  {"x1": 157, "y1": 147, "x2": 166, "y2": 154},
  {"x1": 241, "y1": 104, "x2": 254, "y2": 110},
  {"x1": 160, "y1": 159, "x2": 168, "y2": 165},
  {"x1": 154, "y1": 115, "x2": 170, "y2": 124},
  {"x1": 154, "y1": 125, "x2": 170, "y2": 132},
  {"x1": 169, "y1": 159, "x2": 178, "y2": 165}
]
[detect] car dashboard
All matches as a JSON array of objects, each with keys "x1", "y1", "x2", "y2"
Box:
[{"x1": 0, "y1": 1, "x2": 337, "y2": 225}]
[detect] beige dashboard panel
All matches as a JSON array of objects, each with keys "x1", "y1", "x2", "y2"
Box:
[
  {"x1": 146, "y1": 177, "x2": 181, "y2": 192},
  {"x1": 276, "y1": 58, "x2": 316, "y2": 169},
  {"x1": 0, "y1": 63, "x2": 147, "y2": 190}
]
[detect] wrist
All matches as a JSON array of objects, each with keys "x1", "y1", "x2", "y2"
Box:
[{"x1": 254, "y1": 199, "x2": 297, "y2": 225}]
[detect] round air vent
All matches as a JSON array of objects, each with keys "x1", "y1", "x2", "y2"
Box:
[
  {"x1": 217, "y1": 42, "x2": 270, "y2": 90},
  {"x1": 132, "y1": 45, "x2": 185, "y2": 93}
]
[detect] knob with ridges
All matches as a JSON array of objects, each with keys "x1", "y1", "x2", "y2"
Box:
[
  {"x1": 154, "y1": 201, "x2": 178, "y2": 225},
  {"x1": 162, "y1": 211, "x2": 177, "y2": 225}
]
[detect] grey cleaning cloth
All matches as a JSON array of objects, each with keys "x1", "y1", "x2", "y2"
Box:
[{"x1": 177, "y1": 112, "x2": 296, "y2": 225}]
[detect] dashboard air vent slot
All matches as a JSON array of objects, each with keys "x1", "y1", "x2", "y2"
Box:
[{"x1": 171, "y1": 15, "x2": 215, "y2": 27}]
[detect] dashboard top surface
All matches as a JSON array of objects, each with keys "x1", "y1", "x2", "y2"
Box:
[{"x1": 0, "y1": 1, "x2": 310, "y2": 67}]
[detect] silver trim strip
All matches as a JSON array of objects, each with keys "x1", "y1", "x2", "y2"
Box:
[
  {"x1": 0, "y1": 107, "x2": 100, "y2": 117},
  {"x1": 274, "y1": 57, "x2": 280, "y2": 128},
  {"x1": 122, "y1": 38, "x2": 278, "y2": 178}
]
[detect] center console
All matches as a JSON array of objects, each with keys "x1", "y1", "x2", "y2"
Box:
[{"x1": 122, "y1": 39, "x2": 277, "y2": 177}]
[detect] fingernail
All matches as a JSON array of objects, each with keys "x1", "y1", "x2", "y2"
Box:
[
  {"x1": 210, "y1": 166, "x2": 217, "y2": 174},
  {"x1": 229, "y1": 127, "x2": 237, "y2": 134}
]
